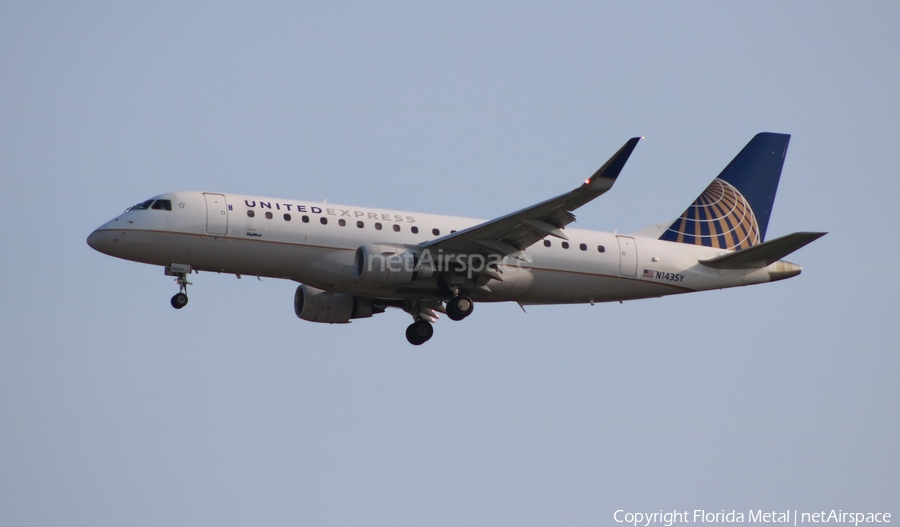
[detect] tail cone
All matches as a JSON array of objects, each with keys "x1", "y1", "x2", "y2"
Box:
[{"x1": 768, "y1": 261, "x2": 802, "y2": 282}]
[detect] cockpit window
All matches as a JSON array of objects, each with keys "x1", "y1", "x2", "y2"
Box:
[
  {"x1": 128, "y1": 199, "x2": 155, "y2": 211},
  {"x1": 126, "y1": 198, "x2": 173, "y2": 212}
]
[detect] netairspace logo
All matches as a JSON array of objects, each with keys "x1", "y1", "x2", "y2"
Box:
[
  {"x1": 613, "y1": 510, "x2": 892, "y2": 526},
  {"x1": 369, "y1": 248, "x2": 527, "y2": 279}
]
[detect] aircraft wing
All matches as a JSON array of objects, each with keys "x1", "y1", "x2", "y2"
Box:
[{"x1": 420, "y1": 137, "x2": 641, "y2": 257}]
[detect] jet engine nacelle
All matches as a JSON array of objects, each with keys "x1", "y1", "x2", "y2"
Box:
[
  {"x1": 294, "y1": 284, "x2": 376, "y2": 324},
  {"x1": 355, "y1": 244, "x2": 433, "y2": 285}
]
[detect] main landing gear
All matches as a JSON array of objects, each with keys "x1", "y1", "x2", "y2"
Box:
[
  {"x1": 404, "y1": 295, "x2": 475, "y2": 345},
  {"x1": 405, "y1": 319, "x2": 434, "y2": 346},
  {"x1": 446, "y1": 295, "x2": 474, "y2": 321},
  {"x1": 405, "y1": 298, "x2": 439, "y2": 346}
]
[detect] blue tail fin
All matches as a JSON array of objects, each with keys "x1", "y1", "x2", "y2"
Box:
[{"x1": 659, "y1": 132, "x2": 790, "y2": 250}]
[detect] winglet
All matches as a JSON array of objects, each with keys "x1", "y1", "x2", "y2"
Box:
[{"x1": 584, "y1": 137, "x2": 642, "y2": 189}]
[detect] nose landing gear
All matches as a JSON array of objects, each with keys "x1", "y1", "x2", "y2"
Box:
[
  {"x1": 170, "y1": 273, "x2": 191, "y2": 309},
  {"x1": 171, "y1": 291, "x2": 189, "y2": 309},
  {"x1": 165, "y1": 264, "x2": 193, "y2": 309}
]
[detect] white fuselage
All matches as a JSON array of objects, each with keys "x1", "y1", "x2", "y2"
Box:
[{"x1": 87, "y1": 191, "x2": 791, "y2": 306}]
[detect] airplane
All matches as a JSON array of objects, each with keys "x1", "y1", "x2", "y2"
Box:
[{"x1": 87, "y1": 132, "x2": 825, "y2": 345}]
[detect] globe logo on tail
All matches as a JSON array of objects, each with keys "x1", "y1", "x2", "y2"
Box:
[{"x1": 660, "y1": 178, "x2": 760, "y2": 250}]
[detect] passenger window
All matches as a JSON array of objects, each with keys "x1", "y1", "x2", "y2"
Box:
[
  {"x1": 411, "y1": 226, "x2": 419, "y2": 234},
  {"x1": 151, "y1": 199, "x2": 172, "y2": 210},
  {"x1": 284, "y1": 213, "x2": 291, "y2": 221},
  {"x1": 392, "y1": 224, "x2": 400, "y2": 232},
  {"x1": 265, "y1": 212, "x2": 273, "y2": 220},
  {"x1": 320, "y1": 217, "x2": 328, "y2": 225},
  {"x1": 579, "y1": 243, "x2": 587, "y2": 251},
  {"x1": 302, "y1": 215, "x2": 310, "y2": 223},
  {"x1": 543, "y1": 240, "x2": 551, "y2": 247},
  {"x1": 375, "y1": 223, "x2": 382, "y2": 230},
  {"x1": 561, "y1": 242, "x2": 569, "y2": 249},
  {"x1": 247, "y1": 210, "x2": 255, "y2": 218},
  {"x1": 597, "y1": 245, "x2": 605, "y2": 253},
  {"x1": 451, "y1": 230, "x2": 457, "y2": 233},
  {"x1": 357, "y1": 221, "x2": 364, "y2": 228},
  {"x1": 339, "y1": 219, "x2": 346, "y2": 227},
  {"x1": 432, "y1": 228, "x2": 440, "y2": 236}
]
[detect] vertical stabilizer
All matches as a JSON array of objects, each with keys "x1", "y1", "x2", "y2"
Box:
[{"x1": 659, "y1": 132, "x2": 790, "y2": 250}]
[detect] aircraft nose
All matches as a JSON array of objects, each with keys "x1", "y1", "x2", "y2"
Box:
[
  {"x1": 87, "y1": 228, "x2": 114, "y2": 253},
  {"x1": 86, "y1": 229, "x2": 103, "y2": 250}
]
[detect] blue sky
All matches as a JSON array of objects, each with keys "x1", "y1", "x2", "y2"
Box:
[{"x1": 1, "y1": 2, "x2": 897, "y2": 525}]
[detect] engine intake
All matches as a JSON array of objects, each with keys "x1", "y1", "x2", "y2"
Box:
[{"x1": 294, "y1": 284, "x2": 377, "y2": 324}]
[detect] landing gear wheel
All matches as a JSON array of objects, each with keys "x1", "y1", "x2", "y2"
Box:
[
  {"x1": 446, "y1": 295, "x2": 474, "y2": 321},
  {"x1": 171, "y1": 292, "x2": 189, "y2": 309},
  {"x1": 170, "y1": 270, "x2": 192, "y2": 310},
  {"x1": 405, "y1": 320, "x2": 434, "y2": 345}
]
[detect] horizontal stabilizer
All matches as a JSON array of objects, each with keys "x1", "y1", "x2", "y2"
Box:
[{"x1": 699, "y1": 232, "x2": 826, "y2": 269}]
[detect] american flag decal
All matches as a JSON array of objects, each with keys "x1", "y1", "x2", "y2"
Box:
[{"x1": 642, "y1": 269, "x2": 654, "y2": 278}]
